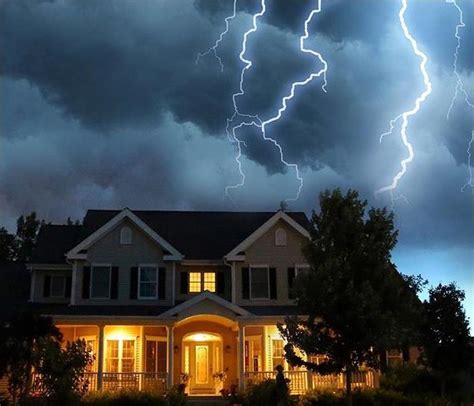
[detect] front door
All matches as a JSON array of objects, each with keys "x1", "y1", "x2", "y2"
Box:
[{"x1": 189, "y1": 342, "x2": 215, "y2": 394}]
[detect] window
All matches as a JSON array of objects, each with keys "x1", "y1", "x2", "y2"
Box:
[
  {"x1": 50, "y1": 276, "x2": 65, "y2": 298},
  {"x1": 275, "y1": 228, "x2": 287, "y2": 246},
  {"x1": 139, "y1": 266, "x2": 158, "y2": 299},
  {"x1": 250, "y1": 267, "x2": 269, "y2": 299},
  {"x1": 245, "y1": 336, "x2": 262, "y2": 372},
  {"x1": 106, "y1": 339, "x2": 135, "y2": 373},
  {"x1": 188, "y1": 272, "x2": 216, "y2": 293},
  {"x1": 272, "y1": 339, "x2": 285, "y2": 370},
  {"x1": 145, "y1": 339, "x2": 167, "y2": 373},
  {"x1": 91, "y1": 265, "x2": 111, "y2": 299},
  {"x1": 386, "y1": 349, "x2": 403, "y2": 367},
  {"x1": 120, "y1": 226, "x2": 132, "y2": 245}
]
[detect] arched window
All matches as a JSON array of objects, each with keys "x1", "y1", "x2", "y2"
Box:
[
  {"x1": 120, "y1": 226, "x2": 132, "y2": 245},
  {"x1": 275, "y1": 228, "x2": 287, "y2": 246}
]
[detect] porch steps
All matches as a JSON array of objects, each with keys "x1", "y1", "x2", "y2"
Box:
[{"x1": 187, "y1": 396, "x2": 225, "y2": 406}]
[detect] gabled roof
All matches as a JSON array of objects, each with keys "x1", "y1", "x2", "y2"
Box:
[
  {"x1": 225, "y1": 210, "x2": 310, "y2": 260},
  {"x1": 66, "y1": 209, "x2": 183, "y2": 260},
  {"x1": 32, "y1": 209, "x2": 310, "y2": 263},
  {"x1": 158, "y1": 291, "x2": 251, "y2": 318}
]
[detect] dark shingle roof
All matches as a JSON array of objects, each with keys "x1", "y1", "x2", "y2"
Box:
[
  {"x1": 32, "y1": 210, "x2": 310, "y2": 263},
  {"x1": 32, "y1": 225, "x2": 83, "y2": 263}
]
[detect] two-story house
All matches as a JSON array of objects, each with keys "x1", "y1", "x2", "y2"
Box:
[{"x1": 26, "y1": 208, "x2": 377, "y2": 395}]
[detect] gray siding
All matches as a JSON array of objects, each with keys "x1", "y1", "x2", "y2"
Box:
[{"x1": 32, "y1": 269, "x2": 72, "y2": 303}]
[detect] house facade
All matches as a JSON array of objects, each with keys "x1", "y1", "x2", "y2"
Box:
[{"x1": 27, "y1": 209, "x2": 378, "y2": 395}]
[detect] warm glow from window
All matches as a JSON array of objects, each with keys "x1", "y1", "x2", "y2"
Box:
[
  {"x1": 203, "y1": 272, "x2": 216, "y2": 292},
  {"x1": 184, "y1": 333, "x2": 221, "y2": 342},
  {"x1": 189, "y1": 272, "x2": 201, "y2": 292}
]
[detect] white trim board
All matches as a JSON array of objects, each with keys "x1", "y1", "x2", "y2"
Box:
[
  {"x1": 66, "y1": 208, "x2": 184, "y2": 261},
  {"x1": 225, "y1": 211, "x2": 309, "y2": 261}
]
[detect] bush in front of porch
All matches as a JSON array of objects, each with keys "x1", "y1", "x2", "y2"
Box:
[{"x1": 81, "y1": 387, "x2": 187, "y2": 406}]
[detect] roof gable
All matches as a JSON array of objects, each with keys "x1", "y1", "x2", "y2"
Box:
[
  {"x1": 225, "y1": 210, "x2": 310, "y2": 260},
  {"x1": 66, "y1": 209, "x2": 183, "y2": 260}
]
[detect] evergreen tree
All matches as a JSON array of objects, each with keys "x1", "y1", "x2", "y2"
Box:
[
  {"x1": 0, "y1": 227, "x2": 16, "y2": 262},
  {"x1": 15, "y1": 212, "x2": 41, "y2": 263}
]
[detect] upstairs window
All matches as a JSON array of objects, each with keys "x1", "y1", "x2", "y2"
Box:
[
  {"x1": 51, "y1": 275, "x2": 66, "y2": 298},
  {"x1": 275, "y1": 228, "x2": 287, "y2": 246},
  {"x1": 120, "y1": 226, "x2": 132, "y2": 245},
  {"x1": 188, "y1": 272, "x2": 216, "y2": 293},
  {"x1": 90, "y1": 265, "x2": 111, "y2": 299},
  {"x1": 139, "y1": 266, "x2": 158, "y2": 299},
  {"x1": 250, "y1": 267, "x2": 269, "y2": 299}
]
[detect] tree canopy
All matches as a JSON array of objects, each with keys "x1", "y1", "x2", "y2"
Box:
[{"x1": 278, "y1": 189, "x2": 423, "y2": 405}]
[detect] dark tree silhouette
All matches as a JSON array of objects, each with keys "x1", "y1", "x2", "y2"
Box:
[
  {"x1": 278, "y1": 189, "x2": 423, "y2": 406},
  {"x1": 0, "y1": 227, "x2": 16, "y2": 262},
  {"x1": 421, "y1": 283, "x2": 472, "y2": 397},
  {"x1": 15, "y1": 212, "x2": 41, "y2": 263}
]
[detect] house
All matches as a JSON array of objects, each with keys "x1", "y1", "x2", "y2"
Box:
[{"x1": 23, "y1": 208, "x2": 379, "y2": 395}]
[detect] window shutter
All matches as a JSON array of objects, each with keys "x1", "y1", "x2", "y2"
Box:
[
  {"x1": 158, "y1": 267, "x2": 166, "y2": 299},
  {"x1": 82, "y1": 267, "x2": 91, "y2": 299},
  {"x1": 242, "y1": 267, "x2": 249, "y2": 300},
  {"x1": 111, "y1": 266, "x2": 119, "y2": 299},
  {"x1": 65, "y1": 276, "x2": 72, "y2": 298},
  {"x1": 287, "y1": 267, "x2": 295, "y2": 299},
  {"x1": 269, "y1": 268, "x2": 277, "y2": 299},
  {"x1": 43, "y1": 275, "x2": 51, "y2": 297},
  {"x1": 217, "y1": 272, "x2": 225, "y2": 295},
  {"x1": 130, "y1": 267, "x2": 138, "y2": 299},
  {"x1": 180, "y1": 272, "x2": 188, "y2": 295}
]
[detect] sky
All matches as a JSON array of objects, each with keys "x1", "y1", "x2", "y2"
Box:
[{"x1": 0, "y1": 0, "x2": 473, "y2": 323}]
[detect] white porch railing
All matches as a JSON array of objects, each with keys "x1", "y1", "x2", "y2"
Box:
[
  {"x1": 32, "y1": 372, "x2": 168, "y2": 394},
  {"x1": 243, "y1": 369, "x2": 377, "y2": 395}
]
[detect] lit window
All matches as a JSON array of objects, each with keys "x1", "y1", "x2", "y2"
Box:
[
  {"x1": 250, "y1": 267, "x2": 269, "y2": 299},
  {"x1": 120, "y1": 226, "x2": 132, "y2": 245},
  {"x1": 386, "y1": 349, "x2": 403, "y2": 367},
  {"x1": 272, "y1": 339, "x2": 285, "y2": 370},
  {"x1": 106, "y1": 339, "x2": 135, "y2": 373},
  {"x1": 139, "y1": 266, "x2": 157, "y2": 299},
  {"x1": 50, "y1": 276, "x2": 65, "y2": 298},
  {"x1": 189, "y1": 272, "x2": 202, "y2": 293},
  {"x1": 189, "y1": 272, "x2": 216, "y2": 293},
  {"x1": 91, "y1": 266, "x2": 111, "y2": 299},
  {"x1": 275, "y1": 228, "x2": 287, "y2": 246},
  {"x1": 204, "y1": 272, "x2": 216, "y2": 292}
]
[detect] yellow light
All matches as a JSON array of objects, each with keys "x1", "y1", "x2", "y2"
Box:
[{"x1": 184, "y1": 333, "x2": 221, "y2": 342}]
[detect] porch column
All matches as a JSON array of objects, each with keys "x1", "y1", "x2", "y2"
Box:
[
  {"x1": 97, "y1": 324, "x2": 105, "y2": 390},
  {"x1": 167, "y1": 325, "x2": 175, "y2": 389},
  {"x1": 237, "y1": 324, "x2": 245, "y2": 390}
]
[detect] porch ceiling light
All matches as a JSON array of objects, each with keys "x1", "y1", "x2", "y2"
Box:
[{"x1": 185, "y1": 333, "x2": 220, "y2": 342}]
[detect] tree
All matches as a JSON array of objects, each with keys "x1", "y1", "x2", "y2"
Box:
[
  {"x1": 0, "y1": 227, "x2": 16, "y2": 262},
  {"x1": 421, "y1": 283, "x2": 472, "y2": 397},
  {"x1": 0, "y1": 312, "x2": 62, "y2": 404},
  {"x1": 35, "y1": 339, "x2": 94, "y2": 403},
  {"x1": 15, "y1": 212, "x2": 41, "y2": 263},
  {"x1": 278, "y1": 189, "x2": 423, "y2": 406}
]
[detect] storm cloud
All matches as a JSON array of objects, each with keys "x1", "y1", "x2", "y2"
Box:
[{"x1": 1, "y1": 1, "x2": 473, "y2": 317}]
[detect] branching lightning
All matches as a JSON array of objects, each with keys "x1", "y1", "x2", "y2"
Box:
[
  {"x1": 195, "y1": 0, "x2": 238, "y2": 72},
  {"x1": 445, "y1": 0, "x2": 474, "y2": 191},
  {"x1": 224, "y1": 0, "x2": 327, "y2": 202},
  {"x1": 376, "y1": 0, "x2": 432, "y2": 201}
]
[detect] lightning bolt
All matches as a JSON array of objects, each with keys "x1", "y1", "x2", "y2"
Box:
[
  {"x1": 195, "y1": 0, "x2": 238, "y2": 72},
  {"x1": 225, "y1": 0, "x2": 328, "y2": 202},
  {"x1": 445, "y1": 0, "x2": 474, "y2": 191},
  {"x1": 376, "y1": 0, "x2": 432, "y2": 202}
]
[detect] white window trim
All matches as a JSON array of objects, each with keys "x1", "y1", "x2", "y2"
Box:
[
  {"x1": 187, "y1": 271, "x2": 216, "y2": 294},
  {"x1": 90, "y1": 263, "x2": 112, "y2": 299},
  {"x1": 49, "y1": 274, "x2": 66, "y2": 298},
  {"x1": 120, "y1": 226, "x2": 132, "y2": 245},
  {"x1": 105, "y1": 337, "x2": 136, "y2": 373},
  {"x1": 138, "y1": 264, "x2": 159, "y2": 300},
  {"x1": 249, "y1": 265, "x2": 270, "y2": 300}
]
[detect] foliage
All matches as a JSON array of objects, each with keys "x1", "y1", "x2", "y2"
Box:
[
  {"x1": 16, "y1": 212, "x2": 42, "y2": 263},
  {"x1": 0, "y1": 227, "x2": 16, "y2": 262},
  {"x1": 82, "y1": 390, "x2": 170, "y2": 406},
  {"x1": 165, "y1": 386, "x2": 188, "y2": 406},
  {"x1": 242, "y1": 379, "x2": 294, "y2": 406},
  {"x1": 0, "y1": 312, "x2": 61, "y2": 404},
  {"x1": 380, "y1": 365, "x2": 439, "y2": 396},
  {"x1": 278, "y1": 189, "x2": 423, "y2": 405},
  {"x1": 35, "y1": 338, "x2": 95, "y2": 403},
  {"x1": 420, "y1": 283, "x2": 472, "y2": 397}
]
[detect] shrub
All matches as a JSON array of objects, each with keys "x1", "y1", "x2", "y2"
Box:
[
  {"x1": 298, "y1": 389, "x2": 342, "y2": 406},
  {"x1": 81, "y1": 390, "x2": 169, "y2": 406},
  {"x1": 380, "y1": 365, "x2": 439, "y2": 396},
  {"x1": 242, "y1": 379, "x2": 294, "y2": 406}
]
